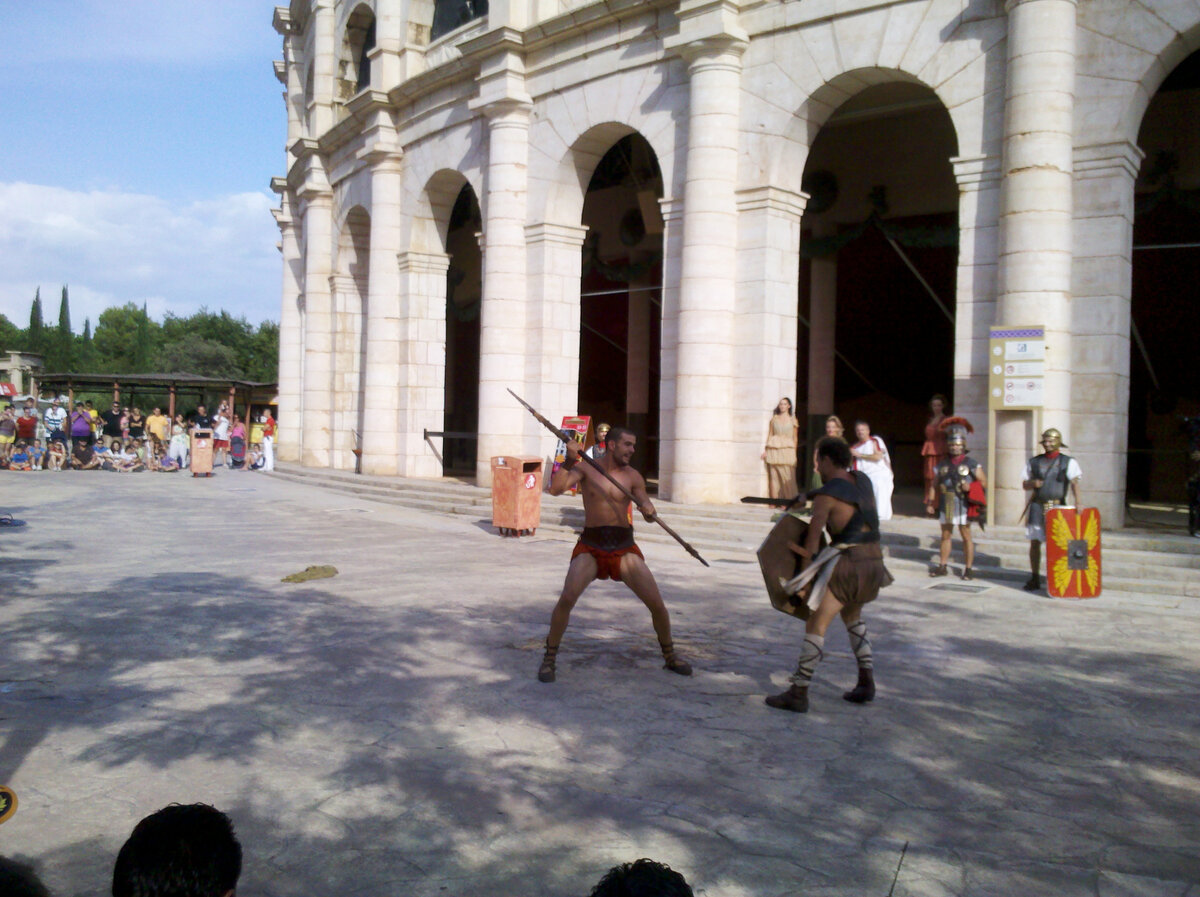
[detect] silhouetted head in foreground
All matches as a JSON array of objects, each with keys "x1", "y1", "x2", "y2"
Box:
[
  {"x1": 113, "y1": 804, "x2": 241, "y2": 897},
  {"x1": 589, "y1": 858, "x2": 694, "y2": 897}
]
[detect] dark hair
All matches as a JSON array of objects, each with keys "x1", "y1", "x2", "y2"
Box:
[
  {"x1": 0, "y1": 856, "x2": 52, "y2": 897},
  {"x1": 929, "y1": 393, "x2": 948, "y2": 411},
  {"x1": 605, "y1": 426, "x2": 635, "y2": 447},
  {"x1": 589, "y1": 859, "x2": 693, "y2": 897},
  {"x1": 816, "y1": 435, "x2": 852, "y2": 469},
  {"x1": 774, "y1": 397, "x2": 794, "y2": 416},
  {"x1": 113, "y1": 804, "x2": 241, "y2": 897}
]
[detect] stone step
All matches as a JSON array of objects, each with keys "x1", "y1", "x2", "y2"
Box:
[{"x1": 267, "y1": 465, "x2": 1199, "y2": 597}]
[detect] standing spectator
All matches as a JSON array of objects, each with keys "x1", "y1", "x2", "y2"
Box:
[
  {"x1": 69, "y1": 402, "x2": 94, "y2": 448},
  {"x1": 128, "y1": 407, "x2": 145, "y2": 441},
  {"x1": 192, "y1": 404, "x2": 212, "y2": 432},
  {"x1": 0, "y1": 406, "x2": 16, "y2": 459},
  {"x1": 921, "y1": 394, "x2": 949, "y2": 517},
  {"x1": 850, "y1": 420, "x2": 894, "y2": 521},
  {"x1": 101, "y1": 400, "x2": 124, "y2": 443},
  {"x1": 260, "y1": 409, "x2": 276, "y2": 471},
  {"x1": 15, "y1": 405, "x2": 38, "y2": 445},
  {"x1": 43, "y1": 397, "x2": 67, "y2": 444},
  {"x1": 145, "y1": 407, "x2": 170, "y2": 445},
  {"x1": 168, "y1": 419, "x2": 190, "y2": 469},
  {"x1": 86, "y1": 400, "x2": 101, "y2": 440},
  {"x1": 761, "y1": 397, "x2": 800, "y2": 500},
  {"x1": 212, "y1": 407, "x2": 230, "y2": 467},
  {"x1": 112, "y1": 803, "x2": 242, "y2": 897},
  {"x1": 228, "y1": 414, "x2": 247, "y2": 469}
]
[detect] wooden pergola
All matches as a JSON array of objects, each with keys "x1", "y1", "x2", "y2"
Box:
[{"x1": 36, "y1": 372, "x2": 277, "y2": 426}]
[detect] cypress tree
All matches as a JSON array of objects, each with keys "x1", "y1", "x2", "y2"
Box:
[
  {"x1": 27, "y1": 288, "x2": 45, "y2": 353},
  {"x1": 134, "y1": 302, "x2": 152, "y2": 372},
  {"x1": 79, "y1": 318, "x2": 95, "y2": 372},
  {"x1": 53, "y1": 285, "x2": 74, "y2": 371}
]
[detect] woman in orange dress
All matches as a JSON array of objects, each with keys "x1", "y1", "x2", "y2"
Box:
[{"x1": 922, "y1": 394, "x2": 948, "y2": 516}]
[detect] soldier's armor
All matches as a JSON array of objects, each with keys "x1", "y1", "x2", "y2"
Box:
[
  {"x1": 937, "y1": 455, "x2": 978, "y2": 492},
  {"x1": 1029, "y1": 453, "x2": 1074, "y2": 505}
]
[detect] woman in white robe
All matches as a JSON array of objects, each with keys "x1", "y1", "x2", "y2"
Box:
[{"x1": 851, "y1": 420, "x2": 893, "y2": 521}]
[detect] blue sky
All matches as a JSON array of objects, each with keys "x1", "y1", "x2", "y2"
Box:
[{"x1": 0, "y1": 2, "x2": 284, "y2": 332}]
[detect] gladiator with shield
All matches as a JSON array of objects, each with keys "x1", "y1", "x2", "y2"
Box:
[{"x1": 762, "y1": 437, "x2": 893, "y2": 713}]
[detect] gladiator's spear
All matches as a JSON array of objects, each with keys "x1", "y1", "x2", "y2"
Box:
[{"x1": 508, "y1": 388, "x2": 709, "y2": 567}]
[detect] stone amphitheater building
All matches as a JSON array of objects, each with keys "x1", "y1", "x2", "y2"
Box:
[{"x1": 272, "y1": 0, "x2": 1199, "y2": 526}]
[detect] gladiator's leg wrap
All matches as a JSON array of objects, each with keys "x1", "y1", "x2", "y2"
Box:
[
  {"x1": 537, "y1": 641, "x2": 558, "y2": 683},
  {"x1": 660, "y1": 640, "x2": 693, "y2": 676},
  {"x1": 789, "y1": 634, "x2": 825, "y2": 687},
  {"x1": 846, "y1": 621, "x2": 873, "y2": 671}
]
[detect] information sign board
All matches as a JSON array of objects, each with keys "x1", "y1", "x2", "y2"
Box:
[{"x1": 989, "y1": 326, "x2": 1045, "y2": 410}]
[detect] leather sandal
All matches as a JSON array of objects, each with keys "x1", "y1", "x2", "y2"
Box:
[
  {"x1": 537, "y1": 642, "x2": 558, "y2": 683},
  {"x1": 660, "y1": 641, "x2": 692, "y2": 676},
  {"x1": 929, "y1": 564, "x2": 948, "y2": 577}
]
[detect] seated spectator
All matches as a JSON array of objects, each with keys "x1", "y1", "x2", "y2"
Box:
[
  {"x1": 114, "y1": 441, "x2": 145, "y2": 473},
  {"x1": 0, "y1": 855, "x2": 52, "y2": 897},
  {"x1": 93, "y1": 440, "x2": 117, "y2": 471},
  {"x1": 112, "y1": 803, "x2": 242, "y2": 897},
  {"x1": 589, "y1": 859, "x2": 693, "y2": 897},
  {"x1": 72, "y1": 441, "x2": 101, "y2": 470},
  {"x1": 246, "y1": 443, "x2": 265, "y2": 470},
  {"x1": 0, "y1": 406, "x2": 16, "y2": 459},
  {"x1": 46, "y1": 440, "x2": 67, "y2": 470},
  {"x1": 29, "y1": 439, "x2": 45, "y2": 470},
  {"x1": 9, "y1": 442, "x2": 32, "y2": 471}
]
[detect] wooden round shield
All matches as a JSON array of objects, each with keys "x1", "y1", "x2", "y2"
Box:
[{"x1": 757, "y1": 513, "x2": 825, "y2": 620}]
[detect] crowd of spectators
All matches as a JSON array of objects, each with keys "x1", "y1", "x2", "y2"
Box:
[
  {"x1": 0, "y1": 397, "x2": 276, "y2": 474},
  {"x1": 1, "y1": 800, "x2": 691, "y2": 897}
]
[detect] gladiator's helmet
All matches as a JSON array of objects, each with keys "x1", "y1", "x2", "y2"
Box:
[
  {"x1": 938, "y1": 416, "x2": 974, "y2": 454},
  {"x1": 1041, "y1": 428, "x2": 1068, "y2": 451}
]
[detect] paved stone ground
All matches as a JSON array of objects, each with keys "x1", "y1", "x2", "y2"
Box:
[{"x1": 1, "y1": 472, "x2": 1198, "y2": 897}]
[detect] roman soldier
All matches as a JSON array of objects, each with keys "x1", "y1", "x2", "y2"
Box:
[
  {"x1": 930, "y1": 418, "x2": 986, "y2": 580},
  {"x1": 1022, "y1": 428, "x2": 1082, "y2": 591}
]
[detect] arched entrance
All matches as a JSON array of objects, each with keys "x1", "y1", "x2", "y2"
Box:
[
  {"x1": 443, "y1": 183, "x2": 482, "y2": 476},
  {"x1": 579, "y1": 134, "x2": 664, "y2": 477},
  {"x1": 797, "y1": 80, "x2": 959, "y2": 504},
  {"x1": 1128, "y1": 48, "x2": 1200, "y2": 503}
]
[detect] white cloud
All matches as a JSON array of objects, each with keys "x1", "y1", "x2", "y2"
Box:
[{"x1": 0, "y1": 182, "x2": 281, "y2": 330}]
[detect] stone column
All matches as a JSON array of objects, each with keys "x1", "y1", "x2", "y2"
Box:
[
  {"x1": 735, "y1": 185, "x2": 806, "y2": 499},
  {"x1": 994, "y1": 0, "x2": 1077, "y2": 522},
  {"x1": 524, "y1": 222, "x2": 587, "y2": 429},
  {"x1": 274, "y1": 189, "x2": 304, "y2": 463},
  {"x1": 300, "y1": 185, "x2": 334, "y2": 467},
  {"x1": 670, "y1": 34, "x2": 747, "y2": 503},
  {"x1": 475, "y1": 97, "x2": 533, "y2": 485},
  {"x1": 1070, "y1": 140, "x2": 1143, "y2": 527},
  {"x1": 656, "y1": 197, "x2": 684, "y2": 496},
  {"x1": 397, "y1": 250, "x2": 451, "y2": 477},
  {"x1": 329, "y1": 272, "x2": 365, "y2": 471},
  {"x1": 951, "y1": 154, "x2": 1003, "y2": 452},
  {"x1": 361, "y1": 143, "x2": 405, "y2": 476}
]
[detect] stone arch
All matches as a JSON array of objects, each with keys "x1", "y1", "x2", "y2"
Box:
[
  {"x1": 331, "y1": 206, "x2": 371, "y2": 471},
  {"x1": 411, "y1": 168, "x2": 473, "y2": 254},
  {"x1": 336, "y1": 3, "x2": 376, "y2": 104},
  {"x1": 795, "y1": 73, "x2": 961, "y2": 495},
  {"x1": 1121, "y1": 23, "x2": 1200, "y2": 145}
]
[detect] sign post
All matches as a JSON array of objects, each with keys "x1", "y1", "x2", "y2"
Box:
[{"x1": 987, "y1": 326, "x2": 1045, "y2": 529}]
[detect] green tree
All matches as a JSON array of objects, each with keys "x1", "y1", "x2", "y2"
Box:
[
  {"x1": 26, "y1": 288, "x2": 45, "y2": 354},
  {"x1": 94, "y1": 303, "x2": 160, "y2": 372},
  {"x1": 246, "y1": 320, "x2": 280, "y2": 382},
  {"x1": 154, "y1": 337, "x2": 243, "y2": 378},
  {"x1": 78, "y1": 318, "x2": 96, "y2": 372},
  {"x1": 0, "y1": 313, "x2": 21, "y2": 351},
  {"x1": 45, "y1": 285, "x2": 75, "y2": 372}
]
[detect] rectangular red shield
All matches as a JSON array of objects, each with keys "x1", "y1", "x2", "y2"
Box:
[{"x1": 1045, "y1": 507, "x2": 1101, "y2": 599}]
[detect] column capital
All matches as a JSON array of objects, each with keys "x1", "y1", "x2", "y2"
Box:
[
  {"x1": 666, "y1": 0, "x2": 749, "y2": 63},
  {"x1": 397, "y1": 250, "x2": 450, "y2": 275},
  {"x1": 525, "y1": 221, "x2": 588, "y2": 247},
  {"x1": 1004, "y1": 0, "x2": 1077, "y2": 11},
  {"x1": 1073, "y1": 140, "x2": 1144, "y2": 181},
  {"x1": 658, "y1": 197, "x2": 684, "y2": 224},
  {"x1": 472, "y1": 95, "x2": 533, "y2": 124},
  {"x1": 735, "y1": 185, "x2": 808, "y2": 220},
  {"x1": 951, "y1": 154, "x2": 1003, "y2": 190},
  {"x1": 329, "y1": 273, "x2": 358, "y2": 293}
]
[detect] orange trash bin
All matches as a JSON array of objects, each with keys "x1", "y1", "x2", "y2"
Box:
[{"x1": 492, "y1": 455, "x2": 543, "y2": 536}]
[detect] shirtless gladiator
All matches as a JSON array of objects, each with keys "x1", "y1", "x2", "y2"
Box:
[{"x1": 537, "y1": 426, "x2": 692, "y2": 683}]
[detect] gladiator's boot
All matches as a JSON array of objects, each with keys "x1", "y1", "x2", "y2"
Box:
[
  {"x1": 1023, "y1": 573, "x2": 1041, "y2": 592},
  {"x1": 660, "y1": 640, "x2": 692, "y2": 676},
  {"x1": 537, "y1": 641, "x2": 558, "y2": 683},
  {"x1": 843, "y1": 620, "x2": 875, "y2": 704},
  {"x1": 766, "y1": 634, "x2": 823, "y2": 713},
  {"x1": 929, "y1": 564, "x2": 948, "y2": 577}
]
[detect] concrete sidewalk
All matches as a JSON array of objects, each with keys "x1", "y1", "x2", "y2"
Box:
[{"x1": 1, "y1": 471, "x2": 1197, "y2": 897}]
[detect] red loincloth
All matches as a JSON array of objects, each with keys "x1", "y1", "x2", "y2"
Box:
[{"x1": 571, "y1": 541, "x2": 645, "y2": 582}]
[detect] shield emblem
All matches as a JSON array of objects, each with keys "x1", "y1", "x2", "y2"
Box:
[{"x1": 1045, "y1": 507, "x2": 1101, "y2": 599}]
